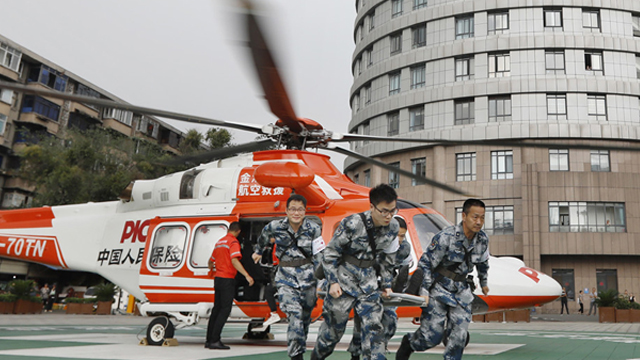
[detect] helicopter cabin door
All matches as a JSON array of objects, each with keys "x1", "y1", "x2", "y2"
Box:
[{"x1": 138, "y1": 216, "x2": 238, "y2": 304}]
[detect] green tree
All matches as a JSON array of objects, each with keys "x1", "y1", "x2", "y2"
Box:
[
  {"x1": 206, "y1": 128, "x2": 232, "y2": 149},
  {"x1": 17, "y1": 128, "x2": 176, "y2": 206},
  {"x1": 179, "y1": 129, "x2": 204, "y2": 155}
]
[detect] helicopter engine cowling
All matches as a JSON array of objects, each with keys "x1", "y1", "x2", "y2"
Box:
[{"x1": 254, "y1": 162, "x2": 329, "y2": 206}]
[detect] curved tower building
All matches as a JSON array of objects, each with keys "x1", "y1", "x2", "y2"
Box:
[{"x1": 346, "y1": 0, "x2": 640, "y2": 311}]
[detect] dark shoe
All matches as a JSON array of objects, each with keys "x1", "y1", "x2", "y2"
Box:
[
  {"x1": 290, "y1": 354, "x2": 304, "y2": 360},
  {"x1": 310, "y1": 351, "x2": 320, "y2": 360},
  {"x1": 396, "y1": 334, "x2": 413, "y2": 360},
  {"x1": 207, "y1": 341, "x2": 230, "y2": 350},
  {"x1": 351, "y1": 355, "x2": 360, "y2": 360}
]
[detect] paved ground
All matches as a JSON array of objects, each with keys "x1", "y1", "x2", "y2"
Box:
[{"x1": 0, "y1": 311, "x2": 639, "y2": 360}]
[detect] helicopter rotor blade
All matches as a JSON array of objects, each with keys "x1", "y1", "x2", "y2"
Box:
[
  {"x1": 333, "y1": 133, "x2": 640, "y2": 153},
  {"x1": 162, "y1": 139, "x2": 276, "y2": 166},
  {"x1": 0, "y1": 81, "x2": 265, "y2": 134},
  {"x1": 241, "y1": 0, "x2": 302, "y2": 133},
  {"x1": 325, "y1": 145, "x2": 470, "y2": 196}
]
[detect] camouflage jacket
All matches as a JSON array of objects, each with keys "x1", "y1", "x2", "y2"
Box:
[
  {"x1": 256, "y1": 217, "x2": 323, "y2": 289},
  {"x1": 418, "y1": 222, "x2": 490, "y2": 308},
  {"x1": 323, "y1": 211, "x2": 398, "y2": 297}
]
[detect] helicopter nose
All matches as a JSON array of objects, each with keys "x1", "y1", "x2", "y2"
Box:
[{"x1": 537, "y1": 271, "x2": 563, "y2": 297}]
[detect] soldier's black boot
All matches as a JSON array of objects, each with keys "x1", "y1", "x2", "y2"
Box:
[
  {"x1": 396, "y1": 334, "x2": 414, "y2": 360},
  {"x1": 350, "y1": 354, "x2": 360, "y2": 360},
  {"x1": 310, "y1": 351, "x2": 320, "y2": 360},
  {"x1": 290, "y1": 354, "x2": 303, "y2": 360}
]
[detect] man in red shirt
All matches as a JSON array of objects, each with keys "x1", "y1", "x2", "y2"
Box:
[{"x1": 206, "y1": 221, "x2": 254, "y2": 350}]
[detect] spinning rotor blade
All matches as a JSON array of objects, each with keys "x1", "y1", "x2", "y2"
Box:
[
  {"x1": 0, "y1": 81, "x2": 264, "y2": 134},
  {"x1": 162, "y1": 139, "x2": 276, "y2": 166},
  {"x1": 326, "y1": 145, "x2": 469, "y2": 196},
  {"x1": 242, "y1": 0, "x2": 302, "y2": 133},
  {"x1": 334, "y1": 133, "x2": 640, "y2": 153}
]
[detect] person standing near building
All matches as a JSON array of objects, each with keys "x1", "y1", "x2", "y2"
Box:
[
  {"x1": 312, "y1": 184, "x2": 399, "y2": 360},
  {"x1": 588, "y1": 287, "x2": 598, "y2": 316},
  {"x1": 40, "y1": 283, "x2": 50, "y2": 312},
  {"x1": 206, "y1": 222, "x2": 254, "y2": 350},
  {"x1": 577, "y1": 290, "x2": 584, "y2": 314},
  {"x1": 560, "y1": 287, "x2": 569, "y2": 315},
  {"x1": 396, "y1": 198, "x2": 490, "y2": 360},
  {"x1": 348, "y1": 217, "x2": 411, "y2": 360},
  {"x1": 252, "y1": 194, "x2": 323, "y2": 360}
]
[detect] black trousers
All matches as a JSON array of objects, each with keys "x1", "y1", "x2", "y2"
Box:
[{"x1": 207, "y1": 277, "x2": 235, "y2": 343}]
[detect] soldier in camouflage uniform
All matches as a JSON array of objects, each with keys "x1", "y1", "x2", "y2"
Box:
[
  {"x1": 348, "y1": 217, "x2": 412, "y2": 360},
  {"x1": 252, "y1": 194, "x2": 324, "y2": 360},
  {"x1": 312, "y1": 184, "x2": 399, "y2": 360},
  {"x1": 396, "y1": 199, "x2": 490, "y2": 360}
]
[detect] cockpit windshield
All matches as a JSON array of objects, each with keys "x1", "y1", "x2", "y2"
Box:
[{"x1": 412, "y1": 212, "x2": 451, "y2": 251}]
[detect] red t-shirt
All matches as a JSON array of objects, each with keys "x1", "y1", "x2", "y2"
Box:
[{"x1": 211, "y1": 233, "x2": 242, "y2": 279}]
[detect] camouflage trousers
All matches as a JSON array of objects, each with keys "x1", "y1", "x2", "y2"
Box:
[
  {"x1": 348, "y1": 306, "x2": 398, "y2": 357},
  {"x1": 278, "y1": 285, "x2": 317, "y2": 358},
  {"x1": 313, "y1": 291, "x2": 385, "y2": 360},
  {"x1": 407, "y1": 296, "x2": 471, "y2": 360}
]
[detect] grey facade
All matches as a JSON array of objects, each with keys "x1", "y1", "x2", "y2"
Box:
[{"x1": 346, "y1": 0, "x2": 640, "y2": 312}]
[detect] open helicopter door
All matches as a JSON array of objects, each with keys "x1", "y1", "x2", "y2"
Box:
[{"x1": 138, "y1": 215, "x2": 239, "y2": 318}]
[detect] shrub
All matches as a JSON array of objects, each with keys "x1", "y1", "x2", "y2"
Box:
[
  {"x1": 94, "y1": 283, "x2": 116, "y2": 302},
  {"x1": 614, "y1": 297, "x2": 632, "y2": 310},
  {"x1": 8, "y1": 280, "x2": 35, "y2": 300},
  {"x1": 0, "y1": 294, "x2": 17, "y2": 302},
  {"x1": 595, "y1": 289, "x2": 618, "y2": 307}
]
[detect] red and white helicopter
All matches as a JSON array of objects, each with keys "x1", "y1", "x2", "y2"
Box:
[{"x1": 0, "y1": 1, "x2": 565, "y2": 346}]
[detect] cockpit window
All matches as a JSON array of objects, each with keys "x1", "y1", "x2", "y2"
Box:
[{"x1": 412, "y1": 213, "x2": 451, "y2": 251}]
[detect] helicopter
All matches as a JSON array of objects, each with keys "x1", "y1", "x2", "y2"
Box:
[{"x1": 0, "y1": 0, "x2": 571, "y2": 347}]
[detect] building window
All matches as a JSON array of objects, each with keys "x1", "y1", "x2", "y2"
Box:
[
  {"x1": 412, "y1": 25, "x2": 426, "y2": 48},
  {"x1": 591, "y1": 150, "x2": 610, "y2": 172},
  {"x1": 387, "y1": 112, "x2": 399, "y2": 136},
  {"x1": 0, "y1": 89, "x2": 13, "y2": 105},
  {"x1": 21, "y1": 95, "x2": 61, "y2": 122},
  {"x1": 414, "y1": 0, "x2": 427, "y2": 10},
  {"x1": 392, "y1": 0, "x2": 403, "y2": 17},
  {"x1": 389, "y1": 72, "x2": 401, "y2": 95},
  {"x1": 582, "y1": 9, "x2": 600, "y2": 32},
  {"x1": 488, "y1": 11, "x2": 509, "y2": 35},
  {"x1": 455, "y1": 98, "x2": 474, "y2": 125},
  {"x1": 0, "y1": 113, "x2": 6, "y2": 136},
  {"x1": 545, "y1": 50, "x2": 565, "y2": 74},
  {"x1": 549, "y1": 149, "x2": 569, "y2": 171},
  {"x1": 361, "y1": 122, "x2": 370, "y2": 145},
  {"x1": 388, "y1": 162, "x2": 400, "y2": 189},
  {"x1": 455, "y1": 56, "x2": 474, "y2": 81},
  {"x1": 0, "y1": 43, "x2": 22, "y2": 73},
  {"x1": 456, "y1": 152, "x2": 476, "y2": 181},
  {"x1": 488, "y1": 96, "x2": 511, "y2": 122},
  {"x1": 409, "y1": 107, "x2": 424, "y2": 131},
  {"x1": 103, "y1": 108, "x2": 134, "y2": 126},
  {"x1": 390, "y1": 32, "x2": 402, "y2": 55},
  {"x1": 410, "y1": 64, "x2": 425, "y2": 89},
  {"x1": 544, "y1": 8, "x2": 563, "y2": 31},
  {"x1": 634, "y1": 14, "x2": 640, "y2": 37},
  {"x1": 552, "y1": 269, "x2": 575, "y2": 300},
  {"x1": 354, "y1": 174, "x2": 359, "y2": 184},
  {"x1": 27, "y1": 65, "x2": 68, "y2": 92},
  {"x1": 411, "y1": 158, "x2": 426, "y2": 186},
  {"x1": 353, "y1": 94, "x2": 360, "y2": 114},
  {"x1": 549, "y1": 202, "x2": 626, "y2": 233},
  {"x1": 488, "y1": 52, "x2": 510, "y2": 77},
  {"x1": 585, "y1": 51, "x2": 603, "y2": 74},
  {"x1": 364, "y1": 84, "x2": 371, "y2": 104},
  {"x1": 636, "y1": 55, "x2": 640, "y2": 79},
  {"x1": 596, "y1": 269, "x2": 618, "y2": 293},
  {"x1": 455, "y1": 15, "x2": 474, "y2": 39},
  {"x1": 364, "y1": 169, "x2": 371, "y2": 187},
  {"x1": 367, "y1": 47, "x2": 373, "y2": 67},
  {"x1": 491, "y1": 150, "x2": 513, "y2": 180},
  {"x1": 369, "y1": 10, "x2": 376, "y2": 31},
  {"x1": 354, "y1": 58, "x2": 361, "y2": 76},
  {"x1": 547, "y1": 94, "x2": 567, "y2": 120},
  {"x1": 587, "y1": 94, "x2": 607, "y2": 121},
  {"x1": 485, "y1": 205, "x2": 515, "y2": 235}
]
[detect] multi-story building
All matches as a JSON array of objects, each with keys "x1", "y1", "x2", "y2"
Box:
[
  {"x1": 0, "y1": 34, "x2": 186, "y2": 278},
  {"x1": 346, "y1": 0, "x2": 640, "y2": 311}
]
